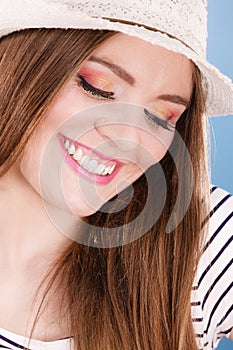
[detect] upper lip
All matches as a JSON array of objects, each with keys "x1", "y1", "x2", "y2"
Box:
[{"x1": 58, "y1": 132, "x2": 126, "y2": 166}]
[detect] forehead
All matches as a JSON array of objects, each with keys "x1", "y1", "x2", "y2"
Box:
[{"x1": 91, "y1": 33, "x2": 193, "y2": 97}]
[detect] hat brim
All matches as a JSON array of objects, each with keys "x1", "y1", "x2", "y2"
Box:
[{"x1": 1, "y1": 0, "x2": 233, "y2": 117}]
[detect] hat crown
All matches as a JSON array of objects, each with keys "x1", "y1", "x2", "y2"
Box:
[{"x1": 50, "y1": 0, "x2": 208, "y2": 57}]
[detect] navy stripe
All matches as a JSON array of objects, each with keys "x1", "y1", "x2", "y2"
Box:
[
  {"x1": 192, "y1": 318, "x2": 203, "y2": 322},
  {"x1": 217, "y1": 326, "x2": 233, "y2": 335},
  {"x1": 210, "y1": 194, "x2": 232, "y2": 218},
  {"x1": 201, "y1": 186, "x2": 226, "y2": 228},
  {"x1": 202, "y1": 258, "x2": 233, "y2": 308},
  {"x1": 205, "y1": 282, "x2": 233, "y2": 334},
  {"x1": 210, "y1": 186, "x2": 217, "y2": 194},
  {"x1": 203, "y1": 211, "x2": 233, "y2": 253},
  {"x1": 217, "y1": 304, "x2": 233, "y2": 328},
  {"x1": 191, "y1": 301, "x2": 201, "y2": 306},
  {"x1": 195, "y1": 333, "x2": 204, "y2": 338},
  {"x1": 0, "y1": 335, "x2": 30, "y2": 350},
  {"x1": 198, "y1": 235, "x2": 233, "y2": 288}
]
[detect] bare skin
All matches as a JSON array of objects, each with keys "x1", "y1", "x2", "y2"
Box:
[
  {"x1": 0, "y1": 166, "x2": 72, "y2": 340},
  {"x1": 0, "y1": 33, "x2": 193, "y2": 340}
]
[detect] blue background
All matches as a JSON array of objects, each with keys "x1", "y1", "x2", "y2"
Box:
[
  {"x1": 207, "y1": 1, "x2": 233, "y2": 349},
  {"x1": 208, "y1": 0, "x2": 233, "y2": 196}
]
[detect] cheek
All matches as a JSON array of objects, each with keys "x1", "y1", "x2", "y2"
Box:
[
  {"x1": 46, "y1": 81, "x2": 105, "y2": 126},
  {"x1": 136, "y1": 129, "x2": 175, "y2": 171},
  {"x1": 18, "y1": 111, "x2": 69, "y2": 198},
  {"x1": 19, "y1": 130, "x2": 45, "y2": 192},
  {"x1": 18, "y1": 93, "x2": 81, "y2": 188}
]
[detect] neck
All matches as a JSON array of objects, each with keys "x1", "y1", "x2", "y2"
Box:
[{"x1": 0, "y1": 164, "x2": 80, "y2": 269}]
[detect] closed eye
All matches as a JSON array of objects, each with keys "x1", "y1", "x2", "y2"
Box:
[
  {"x1": 144, "y1": 108, "x2": 175, "y2": 131},
  {"x1": 76, "y1": 74, "x2": 115, "y2": 100},
  {"x1": 76, "y1": 75, "x2": 177, "y2": 131}
]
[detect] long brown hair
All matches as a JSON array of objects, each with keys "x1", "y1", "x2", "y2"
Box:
[{"x1": 0, "y1": 29, "x2": 209, "y2": 349}]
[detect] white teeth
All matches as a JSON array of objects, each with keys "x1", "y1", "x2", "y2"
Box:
[
  {"x1": 102, "y1": 166, "x2": 111, "y2": 175},
  {"x1": 108, "y1": 164, "x2": 116, "y2": 175},
  {"x1": 93, "y1": 164, "x2": 101, "y2": 174},
  {"x1": 80, "y1": 155, "x2": 89, "y2": 167},
  {"x1": 64, "y1": 140, "x2": 70, "y2": 150},
  {"x1": 73, "y1": 148, "x2": 83, "y2": 161},
  {"x1": 85, "y1": 159, "x2": 98, "y2": 172},
  {"x1": 68, "y1": 143, "x2": 76, "y2": 155},
  {"x1": 64, "y1": 138, "x2": 117, "y2": 176},
  {"x1": 96, "y1": 164, "x2": 105, "y2": 175},
  {"x1": 100, "y1": 165, "x2": 108, "y2": 175}
]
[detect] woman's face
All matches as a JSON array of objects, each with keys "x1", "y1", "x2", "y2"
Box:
[{"x1": 19, "y1": 33, "x2": 193, "y2": 217}]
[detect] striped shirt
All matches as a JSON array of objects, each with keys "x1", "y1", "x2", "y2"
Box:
[
  {"x1": 192, "y1": 186, "x2": 233, "y2": 349},
  {"x1": 0, "y1": 186, "x2": 232, "y2": 350}
]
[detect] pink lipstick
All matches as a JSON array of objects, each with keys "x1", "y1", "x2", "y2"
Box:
[{"x1": 57, "y1": 133, "x2": 125, "y2": 184}]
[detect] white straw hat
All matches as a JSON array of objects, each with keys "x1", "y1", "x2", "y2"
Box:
[{"x1": 1, "y1": 0, "x2": 233, "y2": 117}]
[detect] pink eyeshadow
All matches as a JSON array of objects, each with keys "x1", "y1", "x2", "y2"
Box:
[{"x1": 78, "y1": 67, "x2": 113, "y2": 90}]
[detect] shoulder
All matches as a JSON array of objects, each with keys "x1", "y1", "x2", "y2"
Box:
[
  {"x1": 210, "y1": 185, "x2": 233, "y2": 223},
  {"x1": 207, "y1": 186, "x2": 233, "y2": 270},
  {"x1": 207, "y1": 185, "x2": 233, "y2": 257},
  {"x1": 192, "y1": 186, "x2": 233, "y2": 349},
  {"x1": 0, "y1": 327, "x2": 73, "y2": 350},
  {"x1": 202, "y1": 185, "x2": 233, "y2": 280}
]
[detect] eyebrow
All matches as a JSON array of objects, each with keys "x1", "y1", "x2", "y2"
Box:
[
  {"x1": 88, "y1": 56, "x2": 190, "y2": 108},
  {"x1": 157, "y1": 94, "x2": 190, "y2": 108},
  {"x1": 89, "y1": 56, "x2": 135, "y2": 86}
]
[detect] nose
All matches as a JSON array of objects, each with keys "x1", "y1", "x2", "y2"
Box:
[
  {"x1": 94, "y1": 103, "x2": 160, "y2": 169},
  {"x1": 103, "y1": 123, "x2": 142, "y2": 150},
  {"x1": 94, "y1": 103, "x2": 145, "y2": 159}
]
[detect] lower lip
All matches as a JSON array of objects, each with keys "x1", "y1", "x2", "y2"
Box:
[{"x1": 57, "y1": 133, "x2": 124, "y2": 185}]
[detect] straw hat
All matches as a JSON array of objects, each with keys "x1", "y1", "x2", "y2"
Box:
[{"x1": 1, "y1": 0, "x2": 233, "y2": 117}]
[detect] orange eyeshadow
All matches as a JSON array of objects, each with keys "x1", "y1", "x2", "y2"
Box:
[
  {"x1": 78, "y1": 67, "x2": 114, "y2": 91},
  {"x1": 150, "y1": 106, "x2": 173, "y2": 120}
]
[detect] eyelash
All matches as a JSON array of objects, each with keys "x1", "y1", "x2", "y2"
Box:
[
  {"x1": 77, "y1": 74, "x2": 175, "y2": 131},
  {"x1": 77, "y1": 74, "x2": 115, "y2": 100},
  {"x1": 144, "y1": 109, "x2": 175, "y2": 131}
]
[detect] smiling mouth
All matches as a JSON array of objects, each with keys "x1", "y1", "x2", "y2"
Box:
[{"x1": 57, "y1": 133, "x2": 124, "y2": 184}]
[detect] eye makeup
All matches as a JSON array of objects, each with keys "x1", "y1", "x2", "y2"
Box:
[
  {"x1": 75, "y1": 65, "x2": 116, "y2": 100},
  {"x1": 77, "y1": 74, "x2": 115, "y2": 100},
  {"x1": 144, "y1": 108, "x2": 176, "y2": 131},
  {"x1": 145, "y1": 100, "x2": 186, "y2": 129},
  {"x1": 78, "y1": 66, "x2": 115, "y2": 91},
  {"x1": 75, "y1": 65, "x2": 181, "y2": 130}
]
